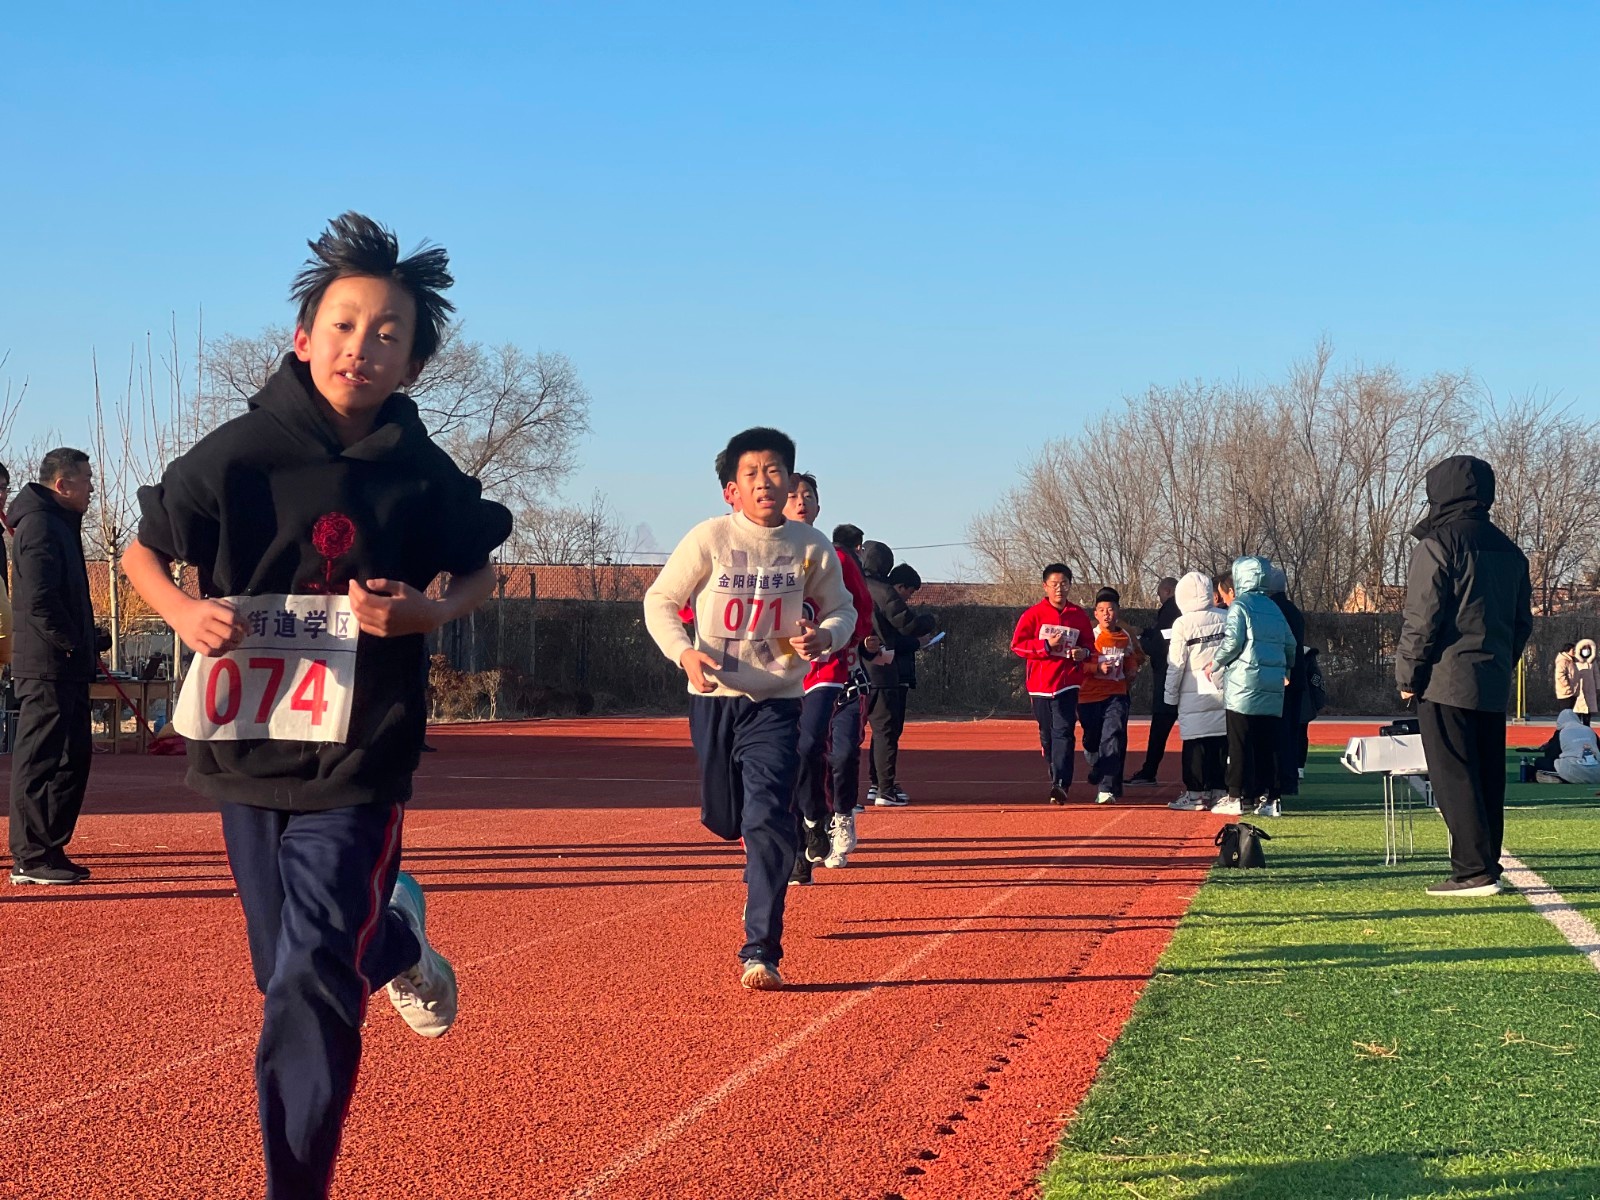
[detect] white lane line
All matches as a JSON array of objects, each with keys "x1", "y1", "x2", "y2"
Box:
[
  {"x1": 1501, "y1": 852, "x2": 1600, "y2": 974},
  {"x1": 0, "y1": 1034, "x2": 255, "y2": 1131},
  {"x1": 563, "y1": 809, "x2": 1136, "y2": 1200}
]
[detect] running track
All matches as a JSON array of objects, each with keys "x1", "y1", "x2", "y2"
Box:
[{"x1": 1, "y1": 717, "x2": 1550, "y2": 1198}]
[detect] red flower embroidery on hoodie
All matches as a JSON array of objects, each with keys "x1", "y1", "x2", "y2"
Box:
[{"x1": 311, "y1": 512, "x2": 357, "y2": 590}]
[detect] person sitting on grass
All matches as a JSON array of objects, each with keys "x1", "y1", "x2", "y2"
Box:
[
  {"x1": 1531, "y1": 709, "x2": 1600, "y2": 786},
  {"x1": 643, "y1": 426, "x2": 856, "y2": 991},
  {"x1": 122, "y1": 212, "x2": 512, "y2": 1200}
]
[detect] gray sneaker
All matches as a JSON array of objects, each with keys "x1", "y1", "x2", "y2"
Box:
[
  {"x1": 740, "y1": 959, "x2": 783, "y2": 990},
  {"x1": 385, "y1": 871, "x2": 458, "y2": 1038}
]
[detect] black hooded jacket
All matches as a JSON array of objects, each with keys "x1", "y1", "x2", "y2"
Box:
[
  {"x1": 859, "y1": 541, "x2": 935, "y2": 689},
  {"x1": 1396, "y1": 455, "x2": 1532, "y2": 711},
  {"x1": 6, "y1": 483, "x2": 98, "y2": 681},
  {"x1": 138, "y1": 356, "x2": 513, "y2": 811}
]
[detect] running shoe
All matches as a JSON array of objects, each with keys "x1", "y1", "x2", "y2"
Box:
[
  {"x1": 865, "y1": 785, "x2": 879, "y2": 804},
  {"x1": 1095, "y1": 791, "x2": 1116, "y2": 805},
  {"x1": 8, "y1": 863, "x2": 80, "y2": 885},
  {"x1": 1425, "y1": 876, "x2": 1500, "y2": 898},
  {"x1": 1126, "y1": 775, "x2": 1158, "y2": 788},
  {"x1": 802, "y1": 817, "x2": 830, "y2": 864},
  {"x1": 1253, "y1": 798, "x2": 1282, "y2": 818},
  {"x1": 1168, "y1": 792, "x2": 1207, "y2": 811},
  {"x1": 1212, "y1": 797, "x2": 1244, "y2": 816},
  {"x1": 790, "y1": 853, "x2": 813, "y2": 885},
  {"x1": 874, "y1": 788, "x2": 910, "y2": 807},
  {"x1": 825, "y1": 812, "x2": 856, "y2": 868},
  {"x1": 740, "y1": 958, "x2": 783, "y2": 990},
  {"x1": 385, "y1": 871, "x2": 458, "y2": 1038},
  {"x1": 1048, "y1": 784, "x2": 1069, "y2": 805}
]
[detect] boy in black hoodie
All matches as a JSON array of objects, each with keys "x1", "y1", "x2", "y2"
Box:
[{"x1": 123, "y1": 214, "x2": 511, "y2": 1200}]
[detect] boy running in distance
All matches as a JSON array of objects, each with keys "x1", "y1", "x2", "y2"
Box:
[
  {"x1": 783, "y1": 474, "x2": 874, "y2": 881},
  {"x1": 644, "y1": 428, "x2": 855, "y2": 989},
  {"x1": 122, "y1": 213, "x2": 512, "y2": 1199},
  {"x1": 1078, "y1": 587, "x2": 1144, "y2": 805},
  {"x1": 1011, "y1": 564, "x2": 1095, "y2": 804}
]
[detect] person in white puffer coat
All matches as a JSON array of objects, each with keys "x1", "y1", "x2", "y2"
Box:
[{"x1": 1163, "y1": 571, "x2": 1228, "y2": 810}]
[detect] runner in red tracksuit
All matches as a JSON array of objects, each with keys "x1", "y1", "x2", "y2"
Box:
[
  {"x1": 786, "y1": 477, "x2": 875, "y2": 880},
  {"x1": 1012, "y1": 564, "x2": 1095, "y2": 804}
]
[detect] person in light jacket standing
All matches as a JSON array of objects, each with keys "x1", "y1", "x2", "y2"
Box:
[
  {"x1": 1397, "y1": 455, "x2": 1532, "y2": 899},
  {"x1": 1554, "y1": 643, "x2": 1578, "y2": 713},
  {"x1": 1209, "y1": 556, "x2": 1296, "y2": 817}
]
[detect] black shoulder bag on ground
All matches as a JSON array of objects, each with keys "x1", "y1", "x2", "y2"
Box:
[{"x1": 1214, "y1": 821, "x2": 1271, "y2": 868}]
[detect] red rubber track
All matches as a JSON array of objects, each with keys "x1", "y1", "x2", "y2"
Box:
[{"x1": 0, "y1": 717, "x2": 1548, "y2": 1199}]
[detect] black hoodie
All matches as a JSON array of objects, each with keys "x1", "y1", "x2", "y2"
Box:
[
  {"x1": 138, "y1": 356, "x2": 513, "y2": 811},
  {"x1": 858, "y1": 540, "x2": 934, "y2": 690},
  {"x1": 6, "y1": 482, "x2": 97, "y2": 681},
  {"x1": 1396, "y1": 455, "x2": 1532, "y2": 711}
]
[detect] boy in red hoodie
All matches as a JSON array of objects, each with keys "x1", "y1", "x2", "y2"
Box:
[
  {"x1": 1078, "y1": 587, "x2": 1145, "y2": 804},
  {"x1": 1011, "y1": 564, "x2": 1096, "y2": 804}
]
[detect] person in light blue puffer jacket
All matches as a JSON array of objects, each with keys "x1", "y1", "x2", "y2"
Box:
[{"x1": 1209, "y1": 556, "x2": 1297, "y2": 816}]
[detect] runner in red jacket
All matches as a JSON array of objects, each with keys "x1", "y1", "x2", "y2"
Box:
[
  {"x1": 1011, "y1": 564, "x2": 1095, "y2": 804},
  {"x1": 787, "y1": 476, "x2": 876, "y2": 879}
]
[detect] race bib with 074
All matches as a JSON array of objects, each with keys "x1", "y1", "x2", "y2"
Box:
[
  {"x1": 706, "y1": 558, "x2": 804, "y2": 641},
  {"x1": 174, "y1": 594, "x2": 359, "y2": 743}
]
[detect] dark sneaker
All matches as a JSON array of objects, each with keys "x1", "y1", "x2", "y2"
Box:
[
  {"x1": 1426, "y1": 875, "x2": 1501, "y2": 898},
  {"x1": 874, "y1": 788, "x2": 910, "y2": 807},
  {"x1": 1048, "y1": 784, "x2": 1068, "y2": 805},
  {"x1": 10, "y1": 863, "x2": 82, "y2": 886},
  {"x1": 789, "y1": 854, "x2": 813, "y2": 886},
  {"x1": 1126, "y1": 775, "x2": 1158, "y2": 787},
  {"x1": 740, "y1": 959, "x2": 783, "y2": 990},
  {"x1": 802, "y1": 818, "x2": 831, "y2": 864},
  {"x1": 55, "y1": 855, "x2": 92, "y2": 881}
]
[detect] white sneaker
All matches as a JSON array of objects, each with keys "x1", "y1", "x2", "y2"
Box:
[
  {"x1": 1254, "y1": 798, "x2": 1282, "y2": 818},
  {"x1": 1168, "y1": 792, "x2": 1207, "y2": 811},
  {"x1": 825, "y1": 811, "x2": 856, "y2": 868},
  {"x1": 385, "y1": 872, "x2": 458, "y2": 1038},
  {"x1": 1212, "y1": 797, "x2": 1244, "y2": 816},
  {"x1": 1095, "y1": 791, "x2": 1115, "y2": 805}
]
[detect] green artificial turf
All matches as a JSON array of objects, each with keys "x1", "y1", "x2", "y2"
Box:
[{"x1": 1040, "y1": 747, "x2": 1600, "y2": 1200}]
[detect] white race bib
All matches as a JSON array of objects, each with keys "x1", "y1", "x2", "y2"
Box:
[
  {"x1": 1040, "y1": 624, "x2": 1079, "y2": 658},
  {"x1": 174, "y1": 594, "x2": 359, "y2": 743},
  {"x1": 706, "y1": 559, "x2": 804, "y2": 641},
  {"x1": 1098, "y1": 647, "x2": 1127, "y2": 681}
]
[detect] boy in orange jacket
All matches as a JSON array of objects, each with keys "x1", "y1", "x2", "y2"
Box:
[{"x1": 1078, "y1": 587, "x2": 1144, "y2": 804}]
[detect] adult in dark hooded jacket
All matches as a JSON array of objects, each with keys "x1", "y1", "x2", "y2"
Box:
[
  {"x1": 1397, "y1": 455, "x2": 1532, "y2": 897},
  {"x1": 7, "y1": 448, "x2": 107, "y2": 885},
  {"x1": 860, "y1": 541, "x2": 934, "y2": 805},
  {"x1": 1265, "y1": 565, "x2": 1307, "y2": 798},
  {"x1": 1130, "y1": 577, "x2": 1180, "y2": 784}
]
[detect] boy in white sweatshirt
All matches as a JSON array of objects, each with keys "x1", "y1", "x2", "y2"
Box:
[{"x1": 644, "y1": 427, "x2": 855, "y2": 990}]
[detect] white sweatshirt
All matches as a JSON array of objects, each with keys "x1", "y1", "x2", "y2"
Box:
[{"x1": 644, "y1": 512, "x2": 856, "y2": 701}]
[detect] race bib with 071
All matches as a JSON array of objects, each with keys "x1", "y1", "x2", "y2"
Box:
[
  {"x1": 706, "y1": 559, "x2": 804, "y2": 641},
  {"x1": 174, "y1": 594, "x2": 359, "y2": 743}
]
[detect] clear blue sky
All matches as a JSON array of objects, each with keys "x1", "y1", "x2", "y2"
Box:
[{"x1": 4, "y1": 2, "x2": 1595, "y2": 578}]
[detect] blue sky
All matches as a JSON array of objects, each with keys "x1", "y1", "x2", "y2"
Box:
[{"x1": 4, "y1": 2, "x2": 1595, "y2": 578}]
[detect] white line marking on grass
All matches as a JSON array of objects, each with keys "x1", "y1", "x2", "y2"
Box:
[
  {"x1": 0, "y1": 1034, "x2": 255, "y2": 1131},
  {"x1": 1501, "y1": 852, "x2": 1600, "y2": 974},
  {"x1": 563, "y1": 809, "x2": 1137, "y2": 1200}
]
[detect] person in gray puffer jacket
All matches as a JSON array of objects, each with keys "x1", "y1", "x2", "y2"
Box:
[
  {"x1": 1397, "y1": 455, "x2": 1532, "y2": 898},
  {"x1": 1209, "y1": 555, "x2": 1296, "y2": 816}
]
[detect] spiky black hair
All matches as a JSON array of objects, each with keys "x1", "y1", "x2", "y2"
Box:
[
  {"x1": 713, "y1": 427, "x2": 797, "y2": 486},
  {"x1": 289, "y1": 212, "x2": 455, "y2": 366}
]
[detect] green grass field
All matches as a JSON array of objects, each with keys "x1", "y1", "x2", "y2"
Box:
[{"x1": 1042, "y1": 747, "x2": 1600, "y2": 1200}]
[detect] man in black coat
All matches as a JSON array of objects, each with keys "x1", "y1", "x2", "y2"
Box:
[
  {"x1": 1129, "y1": 576, "x2": 1180, "y2": 785},
  {"x1": 859, "y1": 542, "x2": 934, "y2": 807},
  {"x1": 1397, "y1": 455, "x2": 1532, "y2": 898},
  {"x1": 8, "y1": 448, "x2": 105, "y2": 885},
  {"x1": 1265, "y1": 565, "x2": 1307, "y2": 810}
]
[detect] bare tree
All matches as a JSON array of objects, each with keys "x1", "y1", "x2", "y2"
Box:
[
  {"x1": 508, "y1": 491, "x2": 638, "y2": 599},
  {"x1": 197, "y1": 324, "x2": 590, "y2": 507},
  {"x1": 0, "y1": 351, "x2": 30, "y2": 474}
]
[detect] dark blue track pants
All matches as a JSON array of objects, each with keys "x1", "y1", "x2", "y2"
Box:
[
  {"x1": 221, "y1": 800, "x2": 422, "y2": 1200},
  {"x1": 1030, "y1": 689, "x2": 1080, "y2": 789},
  {"x1": 794, "y1": 687, "x2": 862, "y2": 823},
  {"x1": 1079, "y1": 695, "x2": 1131, "y2": 796},
  {"x1": 689, "y1": 694, "x2": 801, "y2": 965}
]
